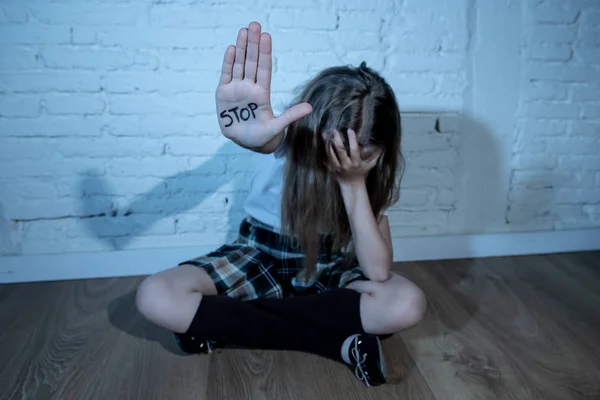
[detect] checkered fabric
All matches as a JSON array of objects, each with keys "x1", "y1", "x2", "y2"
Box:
[{"x1": 179, "y1": 216, "x2": 367, "y2": 301}]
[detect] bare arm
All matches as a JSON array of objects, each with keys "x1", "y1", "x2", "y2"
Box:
[
  {"x1": 340, "y1": 180, "x2": 393, "y2": 282},
  {"x1": 215, "y1": 22, "x2": 311, "y2": 152}
]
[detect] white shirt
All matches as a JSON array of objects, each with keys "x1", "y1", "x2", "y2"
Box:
[{"x1": 243, "y1": 146, "x2": 287, "y2": 231}]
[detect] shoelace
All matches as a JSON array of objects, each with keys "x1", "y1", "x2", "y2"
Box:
[{"x1": 351, "y1": 338, "x2": 371, "y2": 388}]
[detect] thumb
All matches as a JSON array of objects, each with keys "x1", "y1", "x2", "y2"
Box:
[{"x1": 269, "y1": 103, "x2": 312, "y2": 134}]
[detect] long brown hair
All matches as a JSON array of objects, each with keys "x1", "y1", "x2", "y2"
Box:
[{"x1": 278, "y1": 62, "x2": 403, "y2": 277}]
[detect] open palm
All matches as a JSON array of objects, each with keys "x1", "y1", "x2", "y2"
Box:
[{"x1": 216, "y1": 22, "x2": 312, "y2": 149}]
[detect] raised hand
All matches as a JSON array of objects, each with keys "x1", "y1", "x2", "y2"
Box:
[{"x1": 216, "y1": 22, "x2": 312, "y2": 150}]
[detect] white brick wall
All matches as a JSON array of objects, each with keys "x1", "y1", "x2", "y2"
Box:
[
  {"x1": 508, "y1": 0, "x2": 600, "y2": 229},
  {"x1": 0, "y1": 0, "x2": 598, "y2": 257}
]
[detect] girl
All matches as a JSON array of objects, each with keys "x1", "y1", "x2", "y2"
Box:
[{"x1": 136, "y1": 21, "x2": 426, "y2": 388}]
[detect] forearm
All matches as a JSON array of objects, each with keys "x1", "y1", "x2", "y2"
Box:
[{"x1": 339, "y1": 180, "x2": 393, "y2": 282}]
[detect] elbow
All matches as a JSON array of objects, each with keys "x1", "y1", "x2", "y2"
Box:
[{"x1": 368, "y1": 267, "x2": 392, "y2": 283}]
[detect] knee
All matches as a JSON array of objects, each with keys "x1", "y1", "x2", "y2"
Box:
[
  {"x1": 136, "y1": 274, "x2": 171, "y2": 322},
  {"x1": 388, "y1": 282, "x2": 427, "y2": 332}
]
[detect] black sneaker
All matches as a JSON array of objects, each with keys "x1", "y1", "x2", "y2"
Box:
[
  {"x1": 345, "y1": 334, "x2": 388, "y2": 387},
  {"x1": 174, "y1": 332, "x2": 220, "y2": 355}
]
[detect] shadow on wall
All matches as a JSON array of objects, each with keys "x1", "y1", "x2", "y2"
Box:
[{"x1": 78, "y1": 139, "x2": 252, "y2": 252}]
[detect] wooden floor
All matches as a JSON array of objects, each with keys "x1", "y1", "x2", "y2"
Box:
[{"x1": 1, "y1": 252, "x2": 599, "y2": 400}]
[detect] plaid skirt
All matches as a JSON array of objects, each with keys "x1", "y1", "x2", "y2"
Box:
[{"x1": 179, "y1": 216, "x2": 367, "y2": 301}]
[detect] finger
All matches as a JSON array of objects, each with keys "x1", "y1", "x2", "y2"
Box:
[
  {"x1": 244, "y1": 22, "x2": 261, "y2": 82},
  {"x1": 219, "y1": 45, "x2": 235, "y2": 85},
  {"x1": 268, "y1": 102, "x2": 312, "y2": 135},
  {"x1": 332, "y1": 129, "x2": 351, "y2": 166},
  {"x1": 232, "y1": 27, "x2": 248, "y2": 80},
  {"x1": 328, "y1": 142, "x2": 341, "y2": 170},
  {"x1": 365, "y1": 149, "x2": 382, "y2": 170},
  {"x1": 257, "y1": 32, "x2": 272, "y2": 90},
  {"x1": 347, "y1": 129, "x2": 361, "y2": 164}
]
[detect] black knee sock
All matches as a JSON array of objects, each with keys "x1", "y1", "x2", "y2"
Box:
[
  {"x1": 247, "y1": 288, "x2": 365, "y2": 337},
  {"x1": 186, "y1": 295, "x2": 347, "y2": 362}
]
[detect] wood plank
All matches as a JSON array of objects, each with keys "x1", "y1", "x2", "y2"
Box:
[
  {"x1": 0, "y1": 277, "x2": 210, "y2": 400},
  {"x1": 398, "y1": 259, "x2": 550, "y2": 400},
  {"x1": 207, "y1": 334, "x2": 436, "y2": 400}
]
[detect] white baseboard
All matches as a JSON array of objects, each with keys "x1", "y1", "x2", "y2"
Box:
[{"x1": 1, "y1": 229, "x2": 599, "y2": 284}]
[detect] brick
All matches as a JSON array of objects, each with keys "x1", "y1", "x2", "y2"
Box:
[
  {"x1": 388, "y1": 54, "x2": 465, "y2": 73},
  {"x1": 521, "y1": 103, "x2": 580, "y2": 119},
  {"x1": 42, "y1": 47, "x2": 156, "y2": 71},
  {"x1": 332, "y1": 31, "x2": 380, "y2": 51},
  {"x1": 436, "y1": 188, "x2": 454, "y2": 206},
  {"x1": 0, "y1": 27, "x2": 69, "y2": 45},
  {"x1": 271, "y1": 72, "x2": 310, "y2": 92},
  {"x1": 98, "y1": 28, "x2": 219, "y2": 48},
  {"x1": 273, "y1": 31, "x2": 332, "y2": 52},
  {"x1": 0, "y1": 95, "x2": 40, "y2": 117},
  {"x1": 397, "y1": 189, "x2": 432, "y2": 206},
  {"x1": 401, "y1": 168, "x2": 455, "y2": 188},
  {"x1": 508, "y1": 187, "x2": 553, "y2": 204},
  {"x1": 338, "y1": 11, "x2": 381, "y2": 31},
  {"x1": 108, "y1": 93, "x2": 213, "y2": 116},
  {"x1": 166, "y1": 135, "x2": 246, "y2": 156},
  {"x1": 575, "y1": 48, "x2": 600, "y2": 65},
  {"x1": 583, "y1": 9, "x2": 600, "y2": 27},
  {"x1": 53, "y1": 137, "x2": 164, "y2": 158},
  {"x1": 107, "y1": 156, "x2": 193, "y2": 178},
  {"x1": 512, "y1": 171, "x2": 581, "y2": 188},
  {"x1": 0, "y1": 138, "x2": 54, "y2": 161},
  {"x1": 403, "y1": 132, "x2": 458, "y2": 152},
  {"x1": 524, "y1": 45, "x2": 572, "y2": 62},
  {"x1": 570, "y1": 121, "x2": 600, "y2": 137},
  {"x1": 389, "y1": 210, "x2": 448, "y2": 226},
  {"x1": 56, "y1": 177, "x2": 167, "y2": 198},
  {"x1": 571, "y1": 86, "x2": 600, "y2": 102},
  {"x1": 579, "y1": 28, "x2": 600, "y2": 48},
  {"x1": 103, "y1": 71, "x2": 214, "y2": 94},
  {"x1": 406, "y1": 149, "x2": 458, "y2": 168},
  {"x1": 388, "y1": 75, "x2": 436, "y2": 96},
  {"x1": 546, "y1": 137, "x2": 599, "y2": 154},
  {"x1": 582, "y1": 105, "x2": 600, "y2": 119},
  {"x1": 21, "y1": 219, "x2": 78, "y2": 241},
  {"x1": 0, "y1": 46, "x2": 37, "y2": 70},
  {"x1": 526, "y1": 26, "x2": 578, "y2": 45},
  {"x1": 0, "y1": 116, "x2": 104, "y2": 137},
  {"x1": 72, "y1": 27, "x2": 97, "y2": 45},
  {"x1": 4, "y1": 196, "x2": 111, "y2": 220},
  {"x1": 513, "y1": 154, "x2": 558, "y2": 170},
  {"x1": 583, "y1": 205, "x2": 600, "y2": 220},
  {"x1": 520, "y1": 120, "x2": 568, "y2": 137},
  {"x1": 0, "y1": 3, "x2": 28, "y2": 23},
  {"x1": 275, "y1": 52, "x2": 341, "y2": 73},
  {"x1": 150, "y1": 5, "x2": 262, "y2": 29},
  {"x1": 0, "y1": 158, "x2": 106, "y2": 178},
  {"x1": 29, "y1": 3, "x2": 143, "y2": 26},
  {"x1": 524, "y1": 64, "x2": 599, "y2": 82},
  {"x1": 137, "y1": 115, "x2": 219, "y2": 137},
  {"x1": 522, "y1": 82, "x2": 569, "y2": 102},
  {"x1": 270, "y1": 9, "x2": 337, "y2": 30},
  {"x1": 532, "y1": 5, "x2": 580, "y2": 24},
  {"x1": 556, "y1": 189, "x2": 600, "y2": 204},
  {"x1": 0, "y1": 72, "x2": 101, "y2": 93},
  {"x1": 44, "y1": 94, "x2": 105, "y2": 115},
  {"x1": 0, "y1": 181, "x2": 55, "y2": 200},
  {"x1": 160, "y1": 49, "x2": 223, "y2": 71},
  {"x1": 559, "y1": 155, "x2": 600, "y2": 170}
]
